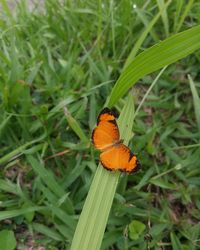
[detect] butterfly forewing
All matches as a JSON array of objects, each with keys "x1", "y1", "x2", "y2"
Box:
[{"x1": 92, "y1": 108, "x2": 120, "y2": 151}]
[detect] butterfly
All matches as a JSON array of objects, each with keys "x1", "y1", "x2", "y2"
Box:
[{"x1": 92, "y1": 107, "x2": 141, "y2": 173}]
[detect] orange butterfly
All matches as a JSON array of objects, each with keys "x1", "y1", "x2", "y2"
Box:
[{"x1": 92, "y1": 107, "x2": 141, "y2": 173}]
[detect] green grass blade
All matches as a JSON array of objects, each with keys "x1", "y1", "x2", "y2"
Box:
[
  {"x1": 32, "y1": 223, "x2": 64, "y2": 241},
  {"x1": 133, "y1": 66, "x2": 167, "y2": 120},
  {"x1": 0, "y1": 207, "x2": 44, "y2": 221},
  {"x1": 107, "y1": 25, "x2": 200, "y2": 107},
  {"x1": 123, "y1": 0, "x2": 171, "y2": 70},
  {"x1": 133, "y1": 6, "x2": 159, "y2": 42},
  {"x1": 0, "y1": 0, "x2": 14, "y2": 22},
  {"x1": 173, "y1": 0, "x2": 184, "y2": 32},
  {"x1": 0, "y1": 114, "x2": 12, "y2": 139},
  {"x1": 64, "y1": 107, "x2": 88, "y2": 143},
  {"x1": 175, "y1": 0, "x2": 194, "y2": 33},
  {"x1": 70, "y1": 94, "x2": 135, "y2": 250},
  {"x1": 50, "y1": 206, "x2": 76, "y2": 230},
  {"x1": 157, "y1": 0, "x2": 169, "y2": 36},
  {"x1": 26, "y1": 155, "x2": 64, "y2": 198},
  {"x1": 170, "y1": 232, "x2": 184, "y2": 250},
  {"x1": 0, "y1": 135, "x2": 46, "y2": 166},
  {"x1": 0, "y1": 179, "x2": 19, "y2": 195},
  {"x1": 27, "y1": 155, "x2": 74, "y2": 214},
  {"x1": 188, "y1": 74, "x2": 200, "y2": 134}
]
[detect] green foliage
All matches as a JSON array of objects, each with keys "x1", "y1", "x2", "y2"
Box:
[
  {"x1": 129, "y1": 220, "x2": 146, "y2": 240},
  {"x1": 0, "y1": 230, "x2": 16, "y2": 250},
  {"x1": 0, "y1": 0, "x2": 200, "y2": 249}
]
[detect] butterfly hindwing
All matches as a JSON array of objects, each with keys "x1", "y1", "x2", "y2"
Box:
[{"x1": 100, "y1": 144, "x2": 140, "y2": 173}]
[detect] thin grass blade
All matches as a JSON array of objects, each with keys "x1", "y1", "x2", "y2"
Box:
[
  {"x1": 188, "y1": 74, "x2": 200, "y2": 135},
  {"x1": 175, "y1": 0, "x2": 194, "y2": 33},
  {"x1": 63, "y1": 107, "x2": 88, "y2": 143},
  {"x1": 0, "y1": 207, "x2": 44, "y2": 221},
  {"x1": 157, "y1": 0, "x2": 169, "y2": 36},
  {"x1": 123, "y1": 0, "x2": 171, "y2": 70},
  {"x1": 0, "y1": 135, "x2": 46, "y2": 166},
  {"x1": 32, "y1": 223, "x2": 64, "y2": 241}
]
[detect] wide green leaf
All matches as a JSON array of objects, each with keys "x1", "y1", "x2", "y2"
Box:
[
  {"x1": 70, "y1": 95, "x2": 135, "y2": 250},
  {"x1": 107, "y1": 25, "x2": 200, "y2": 107},
  {"x1": 0, "y1": 230, "x2": 16, "y2": 250},
  {"x1": 129, "y1": 220, "x2": 146, "y2": 240}
]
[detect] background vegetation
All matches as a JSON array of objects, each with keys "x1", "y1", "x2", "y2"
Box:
[{"x1": 0, "y1": 0, "x2": 200, "y2": 249}]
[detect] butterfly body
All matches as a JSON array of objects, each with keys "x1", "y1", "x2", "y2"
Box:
[{"x1": 92, "y1": 107, "x2": 141, "y2": 173}]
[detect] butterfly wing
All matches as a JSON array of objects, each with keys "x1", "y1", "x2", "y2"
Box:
[
  {"x1": 100, "y1": 144, "x2": 141, "y2": 173},
  {"x1": 92, "y1": 108, "x2": 120, "y2": 151}
]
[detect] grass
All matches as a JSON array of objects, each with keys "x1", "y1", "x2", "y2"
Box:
[{"x1": 0, "y1": 1, "x2": 200, "y2": 250}]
